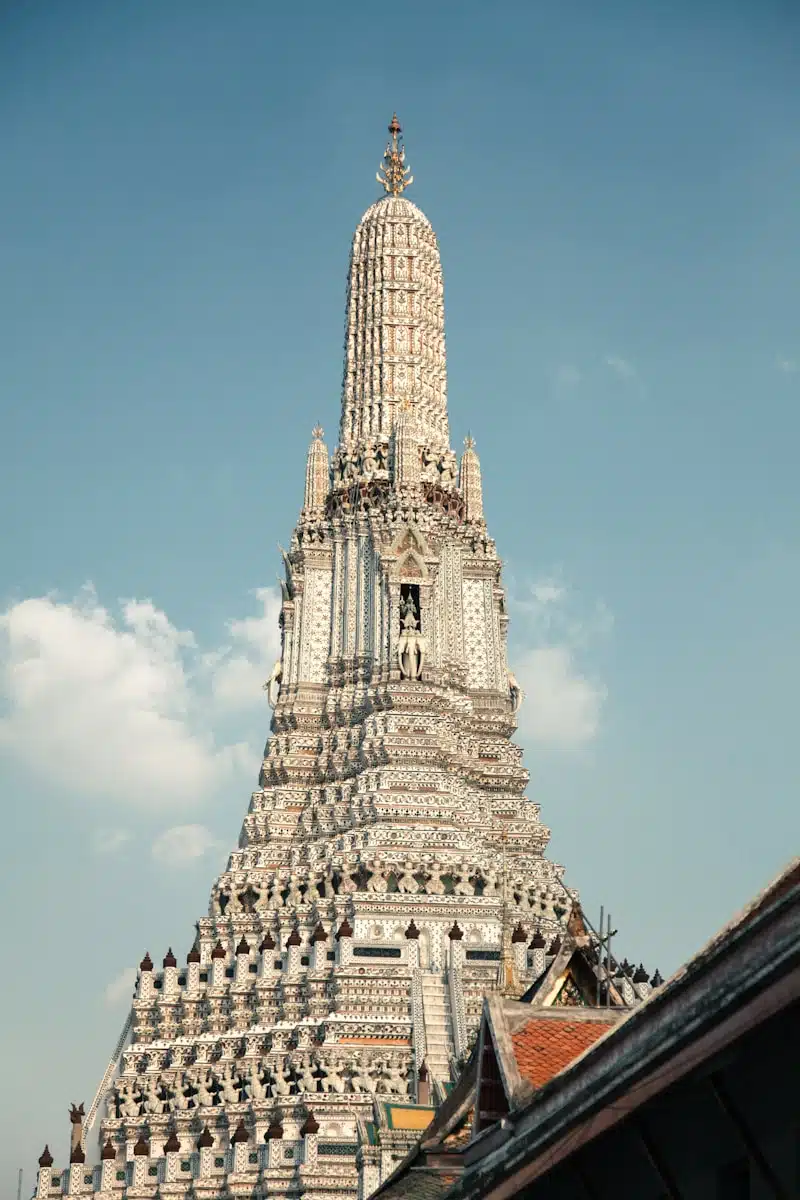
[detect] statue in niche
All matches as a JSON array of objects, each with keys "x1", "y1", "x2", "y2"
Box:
[
  {"x1": 401, "y1": 591, "x2": 419, "y2": 630},
  {"x1": 398, "y1": 586, "x2": 427, "y2": 680}
]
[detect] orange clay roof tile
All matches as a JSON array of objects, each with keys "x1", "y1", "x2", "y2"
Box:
[{"x1": 511, "y1": 1017, "x2": 617, "y2": 1089}]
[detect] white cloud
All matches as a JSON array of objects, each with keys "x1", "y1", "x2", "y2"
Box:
[
  {"x1": 554, "y1": 364, "x2": 582, "y2": 388},
  {"x1": 104, "y1": 967, "x2": 137, "y2": 1007},
  {"x1": 517, "y1": 646, "x2": 606, "y2": 749},
  {"x1": 92, "y1": 828, "x2": 131, "y2": 855},
  {"x1": 510, "y1": 575, "x2": 610, "y2": 750},
  {"x1": 151, "y1": 823, "x2": 220, "y2": 866},
  {"x1": 776, "y1": 357, "x2": 797, "y2": 374},
  {"x1": 605, "y1": 354, "x2": 636, "y2": 380},
  {"x1": 0, "y1": 585, "x2": 280, "y2": 809},
  {"x1": 209, "y1": 587, "x2": 282, "y2": 709}
]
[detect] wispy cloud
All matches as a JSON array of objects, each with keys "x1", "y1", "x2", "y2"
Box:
[
  {"x1": 92, "y1": 828, "x2": 131, "y2": 855},
  {"x1": 151, "y1": 823, "x2": 220, "y2": 866},
  {"x1": 104, "y1": 967, "x2": 137, "y2": 1007},
  {"x1": 0, "y1": 585, "x2": 280, "y2": 809},
  {"x1": 605, "y1": 354, "x2": 637, "y2": 380},
  {"x1": 509, "y1": 573, "x2": 611, "y2": 750},
  {"x1": 775, "y1": 357, "x2": 798, "y2": 374}
]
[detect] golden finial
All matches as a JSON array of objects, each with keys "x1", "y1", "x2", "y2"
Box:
[
  {"x1": 377, "y1": 113, "x2": 413, "y2": 196},
  {"x1": 312, "y1": 424, "x2": 324, "y2": 441}
]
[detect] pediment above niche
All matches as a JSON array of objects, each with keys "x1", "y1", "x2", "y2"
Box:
[
  {"x1": 383, "y1": 524, "x2": 438, "y2": 582},
  {"x1": 384, "y1": 525, "x2": 440, "y2": 583}
]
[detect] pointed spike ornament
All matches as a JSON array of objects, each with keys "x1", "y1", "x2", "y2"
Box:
[{"x1": 377, "y1": 113, "x2": 413, "y2": 196}]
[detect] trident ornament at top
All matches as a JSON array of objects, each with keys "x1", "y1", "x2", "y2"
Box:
[{"x1": 377, "y1": 113, "x2": 413, "y2": 196}]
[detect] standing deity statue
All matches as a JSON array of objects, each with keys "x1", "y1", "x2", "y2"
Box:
[
  {"x1": 321, "y1": 1058, "x2": 346, "y2": 1094},
  {"x1": 366, "y1": 859, "x2": 388, "y2": 893},
  {"x1": 453, "y1": 865, "x2": 474, "y2": 896},
  {"x1": 396, "y1": 861, "x2": 419, "y2": 894},
  {"x1": 285, "y1": 872, "x2": 303, "y2": 908},
  {"x1": 249, "y1": 1061, "x2": 268, "y2": 1103},
  {"x1": 426, "y1": 861, "x2": 446, "y2": 895}
]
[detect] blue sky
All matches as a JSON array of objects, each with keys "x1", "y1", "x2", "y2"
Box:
[{"x1": 1, "y1": 0, "x2": 799, "y2": 1185}]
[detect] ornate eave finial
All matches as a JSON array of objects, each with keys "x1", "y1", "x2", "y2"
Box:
[{"x1": 377, "y1": 112, "x2": 413, "y2": 196}]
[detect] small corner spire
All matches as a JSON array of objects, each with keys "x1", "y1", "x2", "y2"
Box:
[{"x1": 377, "y1": 113, "x2": 413, "y2": 196}]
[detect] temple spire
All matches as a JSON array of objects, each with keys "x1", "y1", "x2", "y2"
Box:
[{"x1": 377, "y1": 113, "x2": 413, "y2": 196}]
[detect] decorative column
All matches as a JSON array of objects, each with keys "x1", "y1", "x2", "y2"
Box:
[
  {"x1": 356, "y1": 1144, "x2": 381, "y2": 1200},
  {"x1": 335, "y1": 918, "x2": 353, "y2": 966},
  {"x1": 210, "y1": 940, "x2": 227, "y2": 988},
  {"x1": 186, "y1": 944, "x2": 201, "y2": 994},
  {"x1": 259, "y1": 932, "x2": 279, "y2": 978},
  {"x1": 131, "y1": 1136, "x2": 150, "y2": 1190},
  {"x1": 36, "y1": 1147, "x2": 53, "y2": 1199},
  {"x1": 405, "y1": 920, "x2": 420, "y2": 970},
  {"x1": 310, "y1": 922, "x2": 329, "y2": 971},
  {"x1": 300, "y1": 1111, "x2": 319, "y2": 1168},
  {"x1": 265, "y1": 1116, "x2": 284, "y2": 1169},
  {"x1": 511, "y1": 923, "x2": 528, "y2": 976},
  {"x1": 235, "y1": 936, "x2": 251, "y2": 985},
  {"x1": 286, "y1": 928, "x2": 302, "y2": 977},
  {"x1": 99, "y1": 1139, "x2": 118, "y2": 1191},
  {"x1": 163, "y1": 1131, "x2": 181, "y2": 1184},
  {"x1": 528, "y1": 929, "x2": 547, "y2": 978},
  {"x1": 231, "y1": 1120, "x2": 250, "y2": 1175},
  {"x1": 447, "y1": 922, "x2": 465, "y2": 970},
  {"x1": 162, "y1": 947, "x2": 178, "y2": 999},
  {"x1": 136, "y1": 952, "x2": 154, "y2": 1001},
  {"x1": 197, "y1": 1127, "x2": 215, "y2": 1179}
]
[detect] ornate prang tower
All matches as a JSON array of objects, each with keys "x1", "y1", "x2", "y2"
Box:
[{"x1": 35, "y1": 116, "x2": 574, "y2": 1200}]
